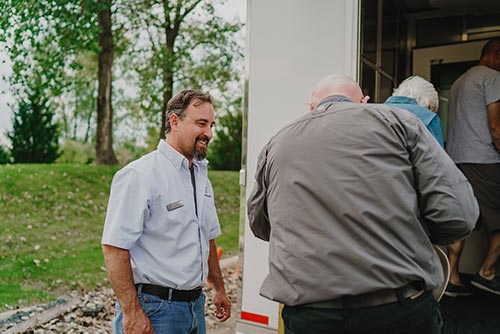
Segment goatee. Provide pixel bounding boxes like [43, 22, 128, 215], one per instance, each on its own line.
[192, 135, 210, 160]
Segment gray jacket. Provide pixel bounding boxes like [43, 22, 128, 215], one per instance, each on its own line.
[248, 101, 478, 306]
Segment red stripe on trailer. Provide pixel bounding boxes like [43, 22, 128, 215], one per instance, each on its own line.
[241, 311, 269, 325]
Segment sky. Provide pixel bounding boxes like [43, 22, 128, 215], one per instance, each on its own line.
[0, 0, 246, 146]
[0, 50, 13, 145]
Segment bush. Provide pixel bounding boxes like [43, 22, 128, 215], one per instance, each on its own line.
[56, 139, 95, 164]
[115, 142, 149, 166]
[9, 88, 60, 163]
[0, 145, 11, 164]
[208, 107, 242, 171]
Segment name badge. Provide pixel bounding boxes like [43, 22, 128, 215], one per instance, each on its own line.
[166, 200, 184, 211]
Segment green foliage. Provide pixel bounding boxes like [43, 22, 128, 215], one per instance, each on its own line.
[209, 170, 240, 254]
[56, 139, 95, 164]
[114, 141, 149, 166]
[208, 98, 243, 171]
[0, 0, 106, 142]
[0, 0, 245, 157]
[119, 0, 244, 133]
[0, 0, 100, 95]
[0, 145, 11, 164]
[8, 88, 60, 163]
[0, 164, 240, 310]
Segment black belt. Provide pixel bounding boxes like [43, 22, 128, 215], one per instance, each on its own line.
[136, 284, 202, 302]
[303, 282, 426, 309]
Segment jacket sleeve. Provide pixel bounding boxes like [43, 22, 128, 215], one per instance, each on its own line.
[247, 146, 271, 241]
[409, 118, 479, 245]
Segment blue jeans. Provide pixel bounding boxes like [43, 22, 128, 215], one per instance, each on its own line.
[113, 291, 206, 334]
[282, 291, 443, 334]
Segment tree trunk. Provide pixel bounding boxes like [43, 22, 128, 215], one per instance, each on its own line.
[160, 1, 180, 140]
[95, 0, 118, 164]
[160, 66, 174, 139]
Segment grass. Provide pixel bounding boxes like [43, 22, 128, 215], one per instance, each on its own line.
[0, 164, 240, 311]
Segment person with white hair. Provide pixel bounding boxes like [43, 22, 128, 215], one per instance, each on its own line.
[247, 74, 478, 334]
[384, 76, 444, 147]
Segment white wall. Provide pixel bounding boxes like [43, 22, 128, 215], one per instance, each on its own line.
[413, 40, 487, 80]
[239, 0, 359, 331]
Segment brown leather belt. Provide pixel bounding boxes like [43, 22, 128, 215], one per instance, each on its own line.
[303, 282, 426, 309]
[136, 284, 202, 302]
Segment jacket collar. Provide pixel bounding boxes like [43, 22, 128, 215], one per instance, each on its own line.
[315, 95, 353, 112]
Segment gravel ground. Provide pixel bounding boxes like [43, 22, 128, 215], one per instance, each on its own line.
[1, 264, 240, 334]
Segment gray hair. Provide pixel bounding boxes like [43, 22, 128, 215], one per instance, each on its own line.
[393, 76, 439, 113]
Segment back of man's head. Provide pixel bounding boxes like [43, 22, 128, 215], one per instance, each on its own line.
[309, 74, 366, 110]
[479, 38, 500, 71]
[392, 76, 439, 113]
[480, 38, 500, 59]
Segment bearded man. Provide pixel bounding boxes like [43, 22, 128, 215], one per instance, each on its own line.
[102, 89, 231, 334]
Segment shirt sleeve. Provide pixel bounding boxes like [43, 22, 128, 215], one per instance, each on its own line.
[484, 71, 500, 106]
[247, 145, 271, 241]
[427, 116, 444, 148]
[205, 180, 222, 240]
[101, 168, 152, 249]
[408, 118, 479, 245]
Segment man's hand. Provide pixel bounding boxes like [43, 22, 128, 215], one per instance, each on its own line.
[213, 290, 231, 322]
[207, 239, 231, 322]
[123, 308, 155, 334]
[102, 245, 155, 333]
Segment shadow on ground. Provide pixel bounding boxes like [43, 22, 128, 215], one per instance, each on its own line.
[441, 274, 500, 334]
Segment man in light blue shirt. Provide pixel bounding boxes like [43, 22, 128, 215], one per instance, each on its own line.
[102, 90, 231, 334]
[385, 76, 444, 147]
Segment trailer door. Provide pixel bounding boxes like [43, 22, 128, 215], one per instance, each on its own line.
[237, 1, 360, 333]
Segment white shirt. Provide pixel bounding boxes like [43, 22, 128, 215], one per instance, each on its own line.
[102, 140, 221, 290]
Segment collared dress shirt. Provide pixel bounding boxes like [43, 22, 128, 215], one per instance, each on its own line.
[385, 95, 444, 147]
[102, 140, 221, 290]
[248, 99, 478, 306]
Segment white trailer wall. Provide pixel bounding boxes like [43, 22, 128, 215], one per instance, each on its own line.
[238, 1, 360, 333]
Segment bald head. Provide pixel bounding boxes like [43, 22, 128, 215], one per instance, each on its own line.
[309, 74, 367, 111]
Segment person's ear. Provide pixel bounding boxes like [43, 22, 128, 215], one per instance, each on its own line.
[360, 95, 370, 104]
[170, 114, 179, 130]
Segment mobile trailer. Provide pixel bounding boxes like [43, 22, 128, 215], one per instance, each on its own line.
[236, 1, 500, 333]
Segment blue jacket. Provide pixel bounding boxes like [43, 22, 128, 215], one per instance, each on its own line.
[385, 96, 444, 147]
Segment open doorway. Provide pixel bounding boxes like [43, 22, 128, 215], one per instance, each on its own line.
[359, 1, 500, 333]
[359, 0, 500, 102]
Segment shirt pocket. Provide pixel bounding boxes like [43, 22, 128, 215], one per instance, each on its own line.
[146, 195, 191, 235]
[163, 197, 190, 222]
[202, 188, 220, 238]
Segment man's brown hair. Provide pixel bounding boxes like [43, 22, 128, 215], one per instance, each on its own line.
[165, 89, 213, 135]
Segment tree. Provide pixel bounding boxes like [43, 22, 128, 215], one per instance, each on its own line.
[0, 0, 119, 164]
[8, 87, 60, 163]
[0, 0, 245, 161]
[207, 97, 242, 171]
[120, 0, 243, 138]
[95, 0, 118, 164]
